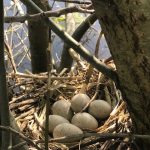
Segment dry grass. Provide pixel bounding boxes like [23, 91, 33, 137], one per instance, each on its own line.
[7, 61, 133, 150]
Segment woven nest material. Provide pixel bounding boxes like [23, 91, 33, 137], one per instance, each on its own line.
[7, 61, 133, 150]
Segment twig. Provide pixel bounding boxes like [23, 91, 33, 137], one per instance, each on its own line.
[5, 5, 94, 23]
[0, 126, 42, 150]
[80, 31, 103, 111]
[69, 137, 105, 150]
[9, 72, 82, 80]
[95, 31, 103, 58]
[4, 41, 17, 73]
[10, 98, 38, 109]
[36, 132, 150, 144]
[19, 0, 118, 83]
[9, 141, 27, 150]
[59, 14, 97, 71]
[80, 72, 102, 112]
[96, 102, 126, 132]
[34, 113, 44, 130]
[53, 0, 91, 5]
[104, 86, 112, 105]
[15, 108, 35, 120]
[9, 93, 37, 104]
[45, 45, 53, 150]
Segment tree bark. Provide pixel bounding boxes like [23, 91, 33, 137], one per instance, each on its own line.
[27, 0, 50, 73]
[91, 0, 150, 149]
[0, 0, 10, 148]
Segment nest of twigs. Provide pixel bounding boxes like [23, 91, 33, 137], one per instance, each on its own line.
[7, 60, 134, 150]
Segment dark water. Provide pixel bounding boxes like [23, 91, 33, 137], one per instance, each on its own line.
[4, 0, 111, 72]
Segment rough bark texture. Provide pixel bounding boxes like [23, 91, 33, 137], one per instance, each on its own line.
[27, 0, 50, 73]
[91, 0, 150, 148]
[0, 0, 10, 148]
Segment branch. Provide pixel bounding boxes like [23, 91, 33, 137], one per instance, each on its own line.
[36, 132, 150, 143]
[9, 72, 82, 80]
[53, 0, 91, 5]
[4, 5, 94, 23]
[0, 126, 42, 150]
[59, 13, 97, 71]
[9, 112, 29, 150]
[20, 0, 118, 83]
[9, 142, 27, 150]
[0, 0, 11, 148]
[4, 41, 17, 73]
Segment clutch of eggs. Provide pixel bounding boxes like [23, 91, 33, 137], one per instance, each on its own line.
[46, 94, 112, 138]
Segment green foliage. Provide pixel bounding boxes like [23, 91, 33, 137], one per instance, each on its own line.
[51, 13, 85, 30]
[52, 16, 66, 29]
[73, 13, 85, 25]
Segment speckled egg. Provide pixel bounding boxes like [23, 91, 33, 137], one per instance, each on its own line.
[53, 123, 83, 138]
[88, 100, 112, 119]
[71, 112, 98, 130]
[52, 100, 73, 121]
[71, 93, 90, 112]
[42, 115, 69, 133]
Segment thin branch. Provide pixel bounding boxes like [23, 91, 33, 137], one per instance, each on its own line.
[9, 72, 82, 80]
[0, 126, 42, 150]
[4, 41, 17, 73]
[45, 44, 52, 150]
[0, 0, 11, 148]
[20, 0, 118, 83]
[53, 0, 91, 5]
[80, 72, 102, 112]
[36, 132, 150, 143]
[80, 31, 103, 111]
[9, 142, 27, 150]
[59, 13, 97, 71]
[5, 5, 94, 23]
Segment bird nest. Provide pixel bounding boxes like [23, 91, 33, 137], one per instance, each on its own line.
[7, 60, 133, 150]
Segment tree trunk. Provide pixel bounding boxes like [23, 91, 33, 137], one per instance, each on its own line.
[0, 0, 10, 148]
[91, 0, 150, 149]
[27, 0, 50, 73]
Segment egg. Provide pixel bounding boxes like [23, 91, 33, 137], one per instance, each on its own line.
[88, 100, 112, 119]
[71, 93, 90, 112]
[71, 112, 98, 130]
[52, 100, 73, 121]
[53, 123, 83, 138]
[42, 115, 69, 133]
